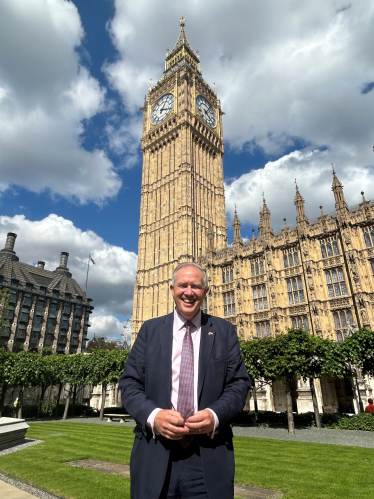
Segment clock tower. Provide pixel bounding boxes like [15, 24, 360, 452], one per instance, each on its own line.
[132, 17, 227, 339]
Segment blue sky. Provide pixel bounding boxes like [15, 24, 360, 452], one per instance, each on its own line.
[0, 0, 373, 340]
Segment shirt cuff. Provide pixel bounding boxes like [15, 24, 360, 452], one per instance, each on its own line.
[146, 408, 162, 439]
[206, 408, 219, 439]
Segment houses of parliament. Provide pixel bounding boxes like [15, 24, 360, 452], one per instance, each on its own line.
[131, 17, 373, 413]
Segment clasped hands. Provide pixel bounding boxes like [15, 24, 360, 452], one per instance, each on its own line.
[154, 409, 214, 440]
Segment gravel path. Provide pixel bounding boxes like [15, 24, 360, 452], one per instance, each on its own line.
[27, 417, 374, 449]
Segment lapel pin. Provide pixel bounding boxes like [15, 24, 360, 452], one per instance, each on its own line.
[208, 332, 213, 335]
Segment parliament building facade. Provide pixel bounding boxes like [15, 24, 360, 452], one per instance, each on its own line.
[132, 18, 374, 413]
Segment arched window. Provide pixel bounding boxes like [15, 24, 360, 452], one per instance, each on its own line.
[325, 268, 347, 297]
[253, 285, 268, 310]
[320, 236, 339, 258]
[287, 277, 305, 304]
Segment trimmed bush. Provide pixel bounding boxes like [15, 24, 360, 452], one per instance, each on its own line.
[321, 412, 374, 431]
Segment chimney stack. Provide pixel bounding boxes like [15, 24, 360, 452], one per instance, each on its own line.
[37, 261, 45, 269]
[54, 251, 72, 277]
[0, 232, 19, 261]
[59, 252, 69, 268]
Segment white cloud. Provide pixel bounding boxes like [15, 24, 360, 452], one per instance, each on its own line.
[0, 213, 137, 318]
[0, 0, 121, 205]
[225, 148, 374, 231]
[105, 0, 374, 226]
[89, 315, 126, 340]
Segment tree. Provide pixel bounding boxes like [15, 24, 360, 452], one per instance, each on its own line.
[61, 353, 91, 420]
[340, 328, 374, 412]
[87, 349, 129, 420]
[7, 351, 43, 418]
[0, 288, 10, 350]
[240, 338, 274, 421]
[85, 337, 123, 352]
[0, 350, 16, 416]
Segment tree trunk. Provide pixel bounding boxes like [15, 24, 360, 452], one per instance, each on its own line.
[63, 388, 71, 420]
[354, 370, 364, 413]
[310, 378, 321, 429]
[17, 388, 23, 419]
[252, 381, 258, 423]
[100, 384, 107, 421]
[0, 384, 7, 416]
[37, 382, 47, 418]
[55, 383, 63, 417]
[285, 379, 295, 435]
[46, 385, 52, 417]
[71, 385, 77, 416]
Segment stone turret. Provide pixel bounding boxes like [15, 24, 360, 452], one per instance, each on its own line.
[331, 166, 349, 222]
[0, 233, 19, 262]
[258, 195, 273, 238]
[294, 180, 309, 231]
[232, 206, 243, 247]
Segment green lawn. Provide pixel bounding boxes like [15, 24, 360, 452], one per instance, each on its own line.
[0, 423, 373, 499]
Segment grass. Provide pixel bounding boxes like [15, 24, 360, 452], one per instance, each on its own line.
[0, 423, 373, 499]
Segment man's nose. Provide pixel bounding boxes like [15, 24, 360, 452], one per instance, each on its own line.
[184, 286, 194, 295]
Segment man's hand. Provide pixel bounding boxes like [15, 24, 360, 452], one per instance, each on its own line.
[154, 410, 190, 440]
[185, 410, 215, 435]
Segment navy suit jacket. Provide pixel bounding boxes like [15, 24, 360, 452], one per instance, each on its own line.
[119, 311, 250, 499]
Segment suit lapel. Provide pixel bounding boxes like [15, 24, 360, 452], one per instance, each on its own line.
[198, 312, 215, 399]
[160, 312, 174, 407]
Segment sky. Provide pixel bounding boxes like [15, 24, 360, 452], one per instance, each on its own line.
[0, 0, 373, 341]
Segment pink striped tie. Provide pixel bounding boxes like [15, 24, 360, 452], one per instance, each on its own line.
[177, 321, 195, 447]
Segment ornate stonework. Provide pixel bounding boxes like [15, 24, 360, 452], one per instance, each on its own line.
[132, 18, 227, 337]
[132, 20, 374, 354]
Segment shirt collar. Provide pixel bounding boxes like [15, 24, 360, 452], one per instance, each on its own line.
[174, 309, 201, 331]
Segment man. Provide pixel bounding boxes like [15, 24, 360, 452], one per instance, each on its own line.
[119, 262, 250, 499]
[365, 398, 374, 414]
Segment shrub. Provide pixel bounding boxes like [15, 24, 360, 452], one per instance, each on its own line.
[321, 412, 374, 431]
[103, 406, 128, 415]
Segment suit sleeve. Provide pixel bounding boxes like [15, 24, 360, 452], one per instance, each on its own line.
[207, 324, 251, 429]
[119, 322, 158, 429]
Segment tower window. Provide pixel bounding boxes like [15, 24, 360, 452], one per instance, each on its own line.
[325, 268, 347, 297]
[223, 292, 235, 316]
[23, 293, 33, 306]
[283, 248, 299, 268]
[291, 316, 309, 330]
[333, 309, 353, 342]
[222, 267, 234, 284]
[320, 235, 339, 258]
[250, 258, 264, 276]
[201, 298, 208, 314]
[363, 226, 374, 247]
[11, 279, 19, 287]
[255, 322, 271, 338]
[287, 277, 305, 304]
[253, 285, 268, 311]
[40, 286, 47, 294]
[8, 291, 17, 303]
[26, 283, 33, 291]
[53, 289, 59, 297]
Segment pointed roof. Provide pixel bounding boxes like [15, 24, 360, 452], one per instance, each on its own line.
[332, 166, 343, 190]
[167, 16, 199, 62]
[233, 205, 241, 226]
[294, 180, 304, 204]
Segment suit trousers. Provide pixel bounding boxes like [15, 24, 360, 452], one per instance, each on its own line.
[159, 439, 209, 499]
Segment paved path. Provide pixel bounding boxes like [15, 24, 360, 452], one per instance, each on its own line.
[28, 417, 374, 449]
[0, 474, 61, 499]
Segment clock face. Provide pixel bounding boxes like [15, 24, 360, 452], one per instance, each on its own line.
[196, 95, 216, 127]
[151, 93, 174, 125]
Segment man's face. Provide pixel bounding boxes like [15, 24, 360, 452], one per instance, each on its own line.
[170, 266, 208, 320]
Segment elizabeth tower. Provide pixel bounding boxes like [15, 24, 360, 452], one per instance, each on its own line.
[132, 17, 227, 339]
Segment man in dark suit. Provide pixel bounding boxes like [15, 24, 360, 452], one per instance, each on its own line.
[119, 262, 250, 499]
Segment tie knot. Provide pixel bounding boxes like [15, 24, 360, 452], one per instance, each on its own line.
[184, 321, 194, 331]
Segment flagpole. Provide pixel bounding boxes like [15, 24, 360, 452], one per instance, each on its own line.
[85, 255, 90, 295]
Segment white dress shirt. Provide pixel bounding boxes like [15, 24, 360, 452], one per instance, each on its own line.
[147, 309, 219, 437]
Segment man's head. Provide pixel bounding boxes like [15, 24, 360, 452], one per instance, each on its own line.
[368, 398, 373, 405]
[170, 262, 209, 321]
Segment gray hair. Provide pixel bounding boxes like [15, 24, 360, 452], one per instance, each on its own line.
[171, 262, 209, 289]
